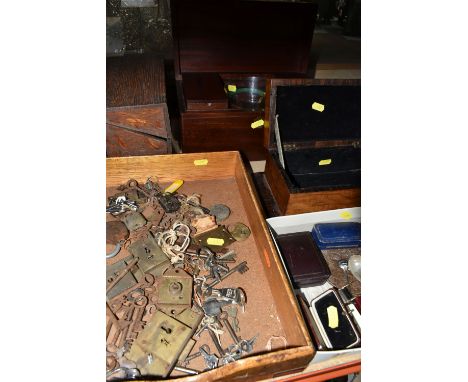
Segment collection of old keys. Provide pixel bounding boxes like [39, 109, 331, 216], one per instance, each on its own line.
[106, 177, 255, 379]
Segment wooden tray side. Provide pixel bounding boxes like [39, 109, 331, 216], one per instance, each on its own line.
[234, 155, 312, 347]
[106, 152, 237, 186]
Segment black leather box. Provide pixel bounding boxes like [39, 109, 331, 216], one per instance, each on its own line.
[274, 231, 331, 288]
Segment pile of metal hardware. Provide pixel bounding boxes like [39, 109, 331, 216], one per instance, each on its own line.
[106, 178, 256, 380]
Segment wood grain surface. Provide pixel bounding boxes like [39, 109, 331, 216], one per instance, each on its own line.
[107, 54, 166, 107]
[180, 110, 266, 161]
[170, 0, 317, 76]
[106, 104, 172, 157]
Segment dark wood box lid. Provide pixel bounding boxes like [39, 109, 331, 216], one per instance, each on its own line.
[266, 79, 361, 149]
[171, 0, 317, 76]
[107, 54, 166, 108]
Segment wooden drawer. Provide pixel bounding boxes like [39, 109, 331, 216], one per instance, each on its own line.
[106, 152, 314, 381]
[181, 112, 266, 161]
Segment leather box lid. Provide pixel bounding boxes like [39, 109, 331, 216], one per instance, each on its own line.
[171, 0, 317, 75]
[274, 231, 331, 288]
[267, 79, 361, 149]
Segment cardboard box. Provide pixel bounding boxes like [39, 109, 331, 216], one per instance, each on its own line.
[267, 207, 361, 379]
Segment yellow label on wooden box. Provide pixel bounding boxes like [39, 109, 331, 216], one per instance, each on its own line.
[319, 159, 332, 166]
[194, 159, 208, 166]
[251, 119, 264, 129]
[207, 238, 224, 246]
[312, 102, 325, 112]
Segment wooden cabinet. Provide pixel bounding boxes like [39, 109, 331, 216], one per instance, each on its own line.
[106, 54, 172, 156]
[171, 0, 318, 161]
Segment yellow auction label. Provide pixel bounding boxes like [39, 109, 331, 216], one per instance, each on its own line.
[251, 119, 264, 129]
[207, 238, 225, 246]
[164, 179, 184, 194]
[194, 159, 208, 166]
[327, 305, 339, 329]
[227, 84, 237, 92]
[312, 102, 325, 112]
[319, 159, 332, 166]
[340, 211, 353, 220]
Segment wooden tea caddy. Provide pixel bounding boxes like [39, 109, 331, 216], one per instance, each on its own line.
[171, 0, 318, 161]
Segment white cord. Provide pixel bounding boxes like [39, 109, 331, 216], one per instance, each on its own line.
[156, 221, 191, 264]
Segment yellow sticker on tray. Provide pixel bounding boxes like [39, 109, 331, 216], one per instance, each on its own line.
[194, 159, 208, 166]
[227, 84, 237, 92]
[312, 102, 325, 112]
[327, 305, 339, 329]
[340, 211, 353, 220]
[319, 159, 332, 166]
[251, 119, 264, 129]
[164, 179, 184, 194]
[207, 238, 225, 246]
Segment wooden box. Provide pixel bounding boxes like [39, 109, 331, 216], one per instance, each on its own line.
[171, 0, 318, 162]
[264, 79, 361, 215]
[106, 152, 315, 381]
[106, 54, 172, 157]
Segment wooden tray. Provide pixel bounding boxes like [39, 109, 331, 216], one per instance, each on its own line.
[106, 151, 314, 381]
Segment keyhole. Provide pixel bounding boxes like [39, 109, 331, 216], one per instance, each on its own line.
[161, 325, 172, 334]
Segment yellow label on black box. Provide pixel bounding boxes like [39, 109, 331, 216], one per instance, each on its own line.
[319, 159, 332, 166]
[327, 305, 339, 329]
[312, 102, 325, 112]
[227, 84, 237, 92]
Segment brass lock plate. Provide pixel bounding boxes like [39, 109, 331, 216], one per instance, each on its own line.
[122, 211, 147, 231]
[193, 225, 236, 250]
[127, 234, 170, 276]
[106, 256, 143, 300]
[156, 268, 193, 316]
[126, 310, 192, 377]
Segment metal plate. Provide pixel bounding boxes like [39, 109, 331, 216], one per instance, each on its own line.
[127, 234, 170, 276]
[122, 212, 147, 231]
[126, 310, 193, 377]
[193, 225, 236, 250]
[106, 256, 143, 300]
[157, 268, 193, 316]
[228, 223, 251, 242]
